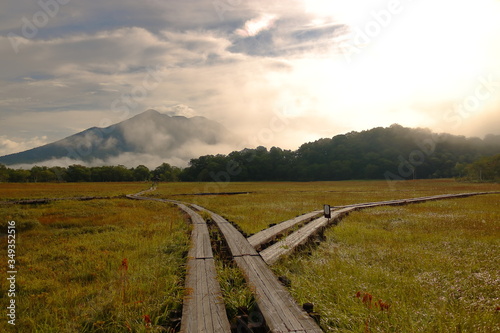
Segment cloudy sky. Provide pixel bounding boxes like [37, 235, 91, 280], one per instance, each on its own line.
[1, 0, 500, 159]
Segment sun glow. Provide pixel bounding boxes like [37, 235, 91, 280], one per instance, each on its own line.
[299, 0, 500, 130]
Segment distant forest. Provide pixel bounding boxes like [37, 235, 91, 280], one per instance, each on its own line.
[1, 125, 499, 183]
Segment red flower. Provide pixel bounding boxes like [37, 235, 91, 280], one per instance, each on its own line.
[362, 293, 373, 308]
[144, 314, 152, 326]
[355, 291, 376, 309]
[377, 299, 390, 311]
[121, 258, 129, 271]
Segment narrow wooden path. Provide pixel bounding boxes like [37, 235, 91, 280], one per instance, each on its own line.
[127, 195, 231, 333]
[192, 205, 323, 333]
[260, 207, 351, 265]
[128, 189, 499, 332]
[257, 191, 499, 265]
[177, 204, 231, 333]
[247, 211, 323, 251]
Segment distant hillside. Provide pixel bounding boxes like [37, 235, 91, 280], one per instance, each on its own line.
[180, 124, 500, 181]
[0, 109, 235, 167]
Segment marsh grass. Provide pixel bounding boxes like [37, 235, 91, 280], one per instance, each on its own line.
[0, 199, 189, 332]
[148, 180, 500, 234]
[215, 262, 256, 320]
[1, 180, 499, 332]
[272, 195, 500, 332]
[0, 182, 148, 201]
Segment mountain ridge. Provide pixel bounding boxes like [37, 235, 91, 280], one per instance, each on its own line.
[0, 110, 236, 167]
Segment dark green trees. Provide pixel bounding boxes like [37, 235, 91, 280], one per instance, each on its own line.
[460, 154, 500, 182]
[181, 125, 500, 182]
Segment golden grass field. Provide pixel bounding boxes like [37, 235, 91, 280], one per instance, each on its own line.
[0, 184, 189, 332]
[145, 180, 500, 234]
[0, 180, 499, 332]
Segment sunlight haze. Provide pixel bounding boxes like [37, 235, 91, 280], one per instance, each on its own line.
[1, 0, 499, 158]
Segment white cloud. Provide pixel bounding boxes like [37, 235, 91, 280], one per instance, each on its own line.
[236, 14, 278, 37]
[0, 136, 49, 156]
[157, 104, 198, 118]
[1, 0, 500, 168]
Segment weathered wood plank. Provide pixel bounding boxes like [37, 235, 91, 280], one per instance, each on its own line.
[197, 207, 322, 332]
[260, 192, 500, 265]
[234, 255, 322, 332]
[260, 208, 353, 265]
[193, 206, 259, 257]
[179, 207, 230, 333]
[247, 211, 323, 251]
[333, 192, 498, 210]
[127, 194, 230, 333]
[181, 258, 230, 333]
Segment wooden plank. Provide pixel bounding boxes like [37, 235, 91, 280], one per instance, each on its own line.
[334, 192, 498, 210]
[196, 207, 322, 332]
[247, 211, 323, 251]
[260, 192, 500, 265]
[234, 256, 322, 333]
[193, 206, 259, 257]
[181, 258, 230, 333]
[260, 208, 354, 265]
[178, 204, 214, 260]
[127, 196, 230, 333]
[177, 206, 230, 333]
[186, 223, 212, 260]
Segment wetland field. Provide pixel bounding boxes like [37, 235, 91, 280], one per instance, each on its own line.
[0, 180, 499, 332]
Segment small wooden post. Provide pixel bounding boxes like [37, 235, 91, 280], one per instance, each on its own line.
[323, 204, 331, 218]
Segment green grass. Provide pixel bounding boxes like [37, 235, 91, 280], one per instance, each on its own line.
[272, 195, 500, 332]
[1, 180, 499, 332]
[0, 182, 149, 201]
[147, 180, 500, 234]
[0, 199, 189, 332]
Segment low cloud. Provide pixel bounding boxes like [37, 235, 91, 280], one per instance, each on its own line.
[0, 135, 48, 156]
[1, 0, 500, 165]
[8, 141, 239, 170]
[158, 104, 198, 118]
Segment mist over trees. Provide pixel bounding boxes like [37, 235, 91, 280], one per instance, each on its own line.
[180, 125, 500, 182]
[1, 125, 499, 183]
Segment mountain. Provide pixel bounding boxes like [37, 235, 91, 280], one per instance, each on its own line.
[0, 110, 236, 167]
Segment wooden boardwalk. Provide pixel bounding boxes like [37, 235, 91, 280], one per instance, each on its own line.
[259, 192, 499, 265]
[192, 205, 323, 333]
[248, 211, 323, 251]
[127, 189, 499, 332]
[177, 204, 231, 333]
[128, 195, 231, 333]
[260, 207, 357, 265]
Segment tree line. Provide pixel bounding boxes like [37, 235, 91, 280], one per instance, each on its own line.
[181, 125, 500, 182]
[1, 125, 499, 183]
[458, 154, 500, 182]
[0, 163, 181, 183]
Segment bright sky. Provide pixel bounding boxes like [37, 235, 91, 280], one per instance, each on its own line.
[1, 0, 500, 156]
